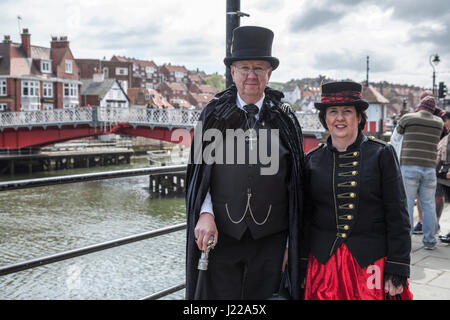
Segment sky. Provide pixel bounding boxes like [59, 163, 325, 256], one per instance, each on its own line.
[1, 0, 449, 89]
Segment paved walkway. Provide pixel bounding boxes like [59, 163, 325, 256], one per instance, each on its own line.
[410, 203, 450, 300]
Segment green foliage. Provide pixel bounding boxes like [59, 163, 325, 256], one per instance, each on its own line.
[205, 74, 225, 92]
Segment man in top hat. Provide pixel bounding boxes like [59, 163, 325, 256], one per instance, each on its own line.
[185, 26, 304, 299]
[397, 95, 443, 250]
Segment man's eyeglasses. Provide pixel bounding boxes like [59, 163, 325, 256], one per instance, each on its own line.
[233, 65, 269, 76]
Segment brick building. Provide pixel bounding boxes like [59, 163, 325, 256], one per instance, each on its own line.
[157, 82, 190, 107]
[0, 29, 81, 112]
[127, 88, 173, 109]
[159, 63, 188, 83]
[77, 58, 133, 92]
[111, 56, 160, 89]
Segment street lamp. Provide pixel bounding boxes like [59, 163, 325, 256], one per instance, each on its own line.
[429, 53, 440, 96]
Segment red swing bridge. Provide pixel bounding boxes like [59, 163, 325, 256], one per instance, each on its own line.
[0, 106, 325, 152]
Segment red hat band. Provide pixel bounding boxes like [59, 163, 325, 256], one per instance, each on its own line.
[321, 90, 362, 104]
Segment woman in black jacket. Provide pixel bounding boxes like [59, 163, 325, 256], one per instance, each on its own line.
[301, 81, 413, 300]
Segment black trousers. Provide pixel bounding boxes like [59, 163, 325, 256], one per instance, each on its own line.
[200, 229, 288, 300]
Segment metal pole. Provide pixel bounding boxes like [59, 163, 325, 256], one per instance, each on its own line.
[226, 0, 241, 88]
[366, 56, 369, 87]
[433, 70, 436, 96]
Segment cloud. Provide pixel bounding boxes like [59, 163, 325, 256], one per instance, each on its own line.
[289, 7, 344, 32]
[313, 49, 395, 73]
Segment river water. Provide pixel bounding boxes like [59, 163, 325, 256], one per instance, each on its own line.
[0, 157, 187, 300]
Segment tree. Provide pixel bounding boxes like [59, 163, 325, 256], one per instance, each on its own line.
[205, 73, 225, 92]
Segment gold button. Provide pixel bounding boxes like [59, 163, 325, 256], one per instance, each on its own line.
[350, 193, 356, 198]
[344, 225, 350, 230]
[353, 152, 359, 156]
[351, 181, 357, 187]
[352, 171, 358, 176]
[349, 204, 354, 209]
[353, 161, 358, 166]
[347, 215, 353, 220]
[341, 233, 347, 238]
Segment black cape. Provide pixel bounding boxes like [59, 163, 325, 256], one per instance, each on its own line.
[185, 85, 305, 299]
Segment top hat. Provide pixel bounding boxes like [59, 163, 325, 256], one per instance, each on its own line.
[314, 81, 369, 111]
[223, 26, 279, 70]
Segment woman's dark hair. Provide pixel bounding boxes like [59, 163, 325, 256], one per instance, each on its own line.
[318, 107, 367, 131]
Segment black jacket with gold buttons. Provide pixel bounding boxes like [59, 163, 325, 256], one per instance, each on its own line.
[301, 131, 411, 277]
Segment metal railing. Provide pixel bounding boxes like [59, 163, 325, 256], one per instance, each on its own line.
[0, 165, 188, 300]
[0, 223, 187, 299]
[0, 106, 324, 133]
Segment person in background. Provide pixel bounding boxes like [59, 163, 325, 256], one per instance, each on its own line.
[301, 81, 412, 300]
[412, 91, 446, 235]
[397, 95, 443, 250]
[436, 112, 450, 243]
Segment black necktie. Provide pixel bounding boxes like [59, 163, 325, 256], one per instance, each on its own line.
[244, 104, 259, 127]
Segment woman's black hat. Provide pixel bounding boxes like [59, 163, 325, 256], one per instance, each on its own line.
[223, 26, 280, 70]
[314, 81, 369, 111]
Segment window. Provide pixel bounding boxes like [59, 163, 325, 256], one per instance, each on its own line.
[65, 60, 73, 74]
[22, 80, 40, 97]
[103, 67, 109, 78]
[0, 104, 6, 111]
[43, 103, 53, 111]
[63, 83, 78, 97]
[43, 82, 53, 98]
[21, 104, 39, 111]
[0, 79, 7, 96]
[41, 60, 52, 73]
[116, 67, 128, 76]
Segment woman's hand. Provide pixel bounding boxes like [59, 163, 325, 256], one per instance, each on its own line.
[384, 279, 404, 296]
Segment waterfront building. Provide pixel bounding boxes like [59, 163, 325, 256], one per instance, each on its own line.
[81, 73, 130, 108]
[0, 29, 81, 112]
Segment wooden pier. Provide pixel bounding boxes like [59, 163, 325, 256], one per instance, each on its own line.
[0, 149, 133, 176]
[149, 171, 186, 198]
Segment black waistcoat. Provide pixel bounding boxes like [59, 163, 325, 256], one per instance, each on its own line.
[210, 116, 290, 240]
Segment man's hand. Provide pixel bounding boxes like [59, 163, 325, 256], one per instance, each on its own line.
[194, 213, 218, 251]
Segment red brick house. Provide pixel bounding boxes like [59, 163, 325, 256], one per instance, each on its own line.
[157, 82, 190, 107]
[127, 88, 173, 109]
[0, 29, 81, 112]
[187, 92, 214, 109]
[188, 83, 217, 95]
[77, 58, 133, 92]
[111, 56, 160, 89]
[159, 64, 188, 83]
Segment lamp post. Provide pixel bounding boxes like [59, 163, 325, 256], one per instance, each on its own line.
[429, 53, 440, 97]
[226, 0, 249, 88]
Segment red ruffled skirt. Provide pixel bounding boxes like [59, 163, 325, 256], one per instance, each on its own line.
[304, 244, 413, 300]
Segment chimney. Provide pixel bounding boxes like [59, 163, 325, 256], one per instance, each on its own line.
[93, 68, 104, 82]
[21, 28, 31, 57]
[51, 35, 70, 49]
[3, 35, 11, 44]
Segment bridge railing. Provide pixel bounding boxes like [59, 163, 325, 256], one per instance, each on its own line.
[0, 107, 93, 127]
[0, 106, 324, 133]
